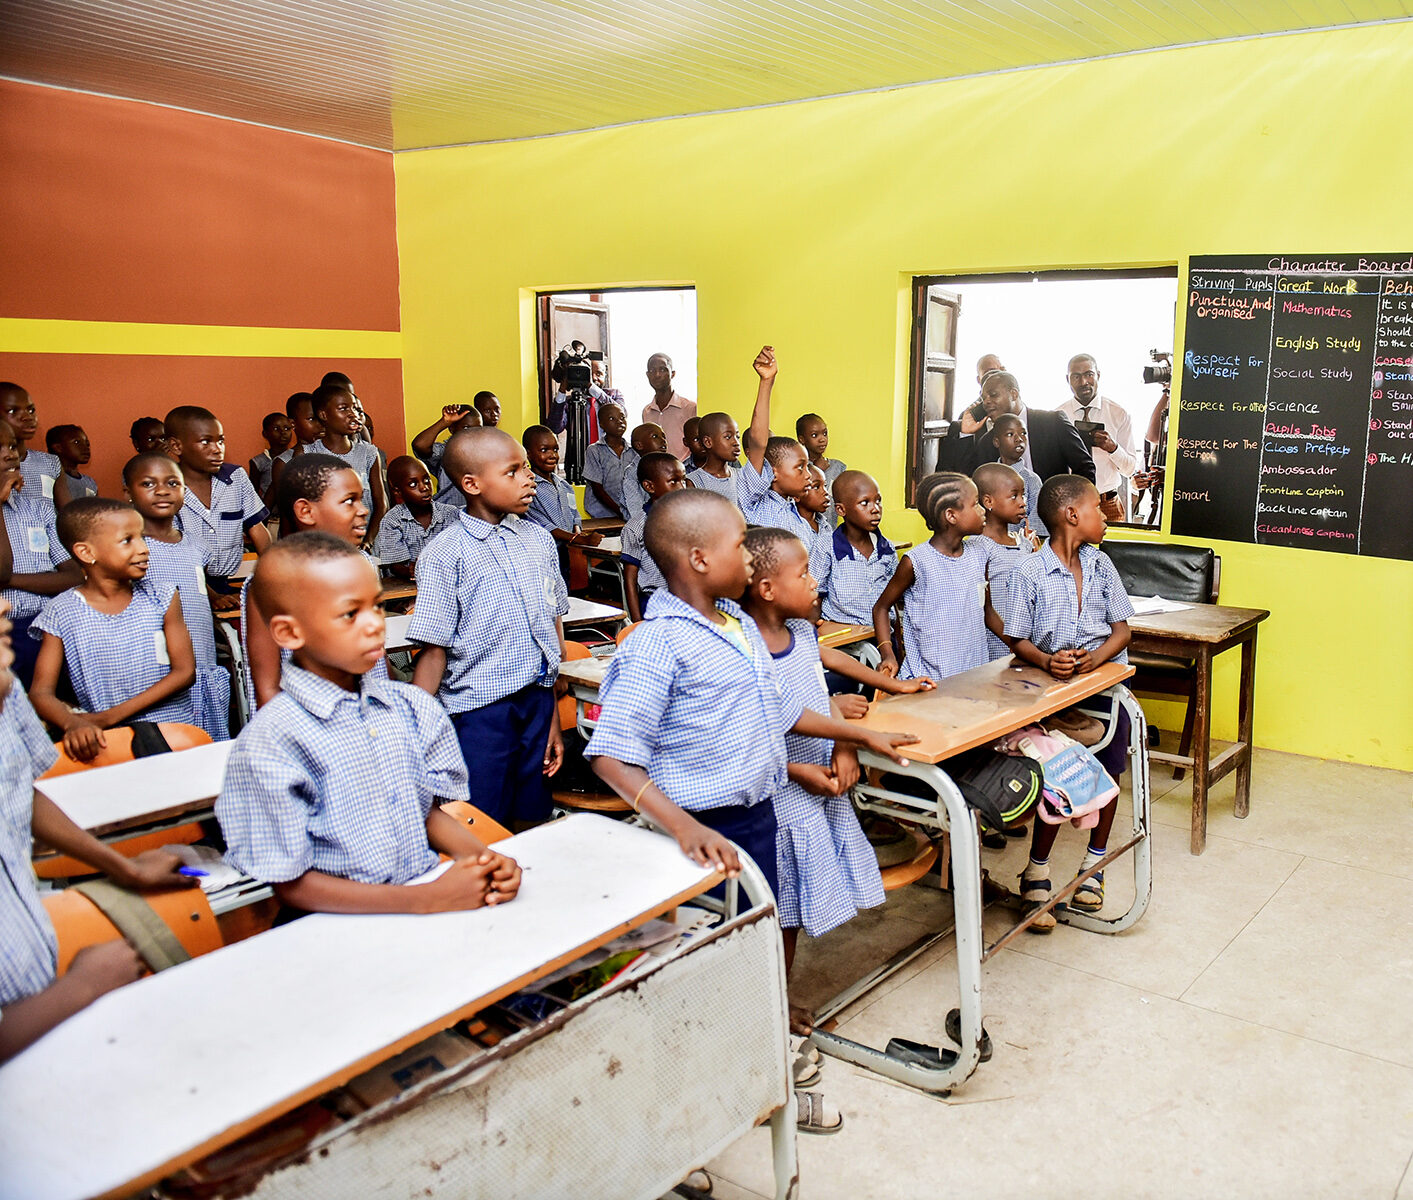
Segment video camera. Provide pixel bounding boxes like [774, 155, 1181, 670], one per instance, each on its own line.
[551, 341, 604, 482]
[552, 342, 603, 392]
[1142, 349, 1172, 386]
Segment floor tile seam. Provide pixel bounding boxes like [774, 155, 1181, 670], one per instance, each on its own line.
[1395, 1145, 1413, 1200]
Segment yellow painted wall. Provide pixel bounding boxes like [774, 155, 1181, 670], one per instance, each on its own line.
[395, 22, 1413, 771]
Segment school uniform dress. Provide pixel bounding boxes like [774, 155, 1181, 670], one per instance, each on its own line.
[33, 581, 196, 726]
[809, 526, 897, 625]
[737, 461, 819, 541]
[686, 465, 742, 507]
[19, 450, 62, 504]
[972, 535, 1032, 661]
[248, 450, 275, 499]
[622, 449, 648, 518]
[0, 683, 61, 1006]
[525, 472, 581, 535]
[142, 535, 230, 740]
[1003, 542, 1137, 778]
[373, 502, 462, 570]
[217, 665, 469, 886]
[65, 472, 99, 499]
[1, 491, 68, 689]
[407, 512, 569, 825]
[584, 593, 805, 897]
[897, 539, 991, 682]
[817, 457, 847, 493]
[411, 441, 467, 511]
[1008, 462, 1045, 539]
[770, 620, 884, 936]
[176, 464, 268, 584]
[308, 438, 382, 518]
[620, 506, 665, 604]
[581, 440, 634, 519]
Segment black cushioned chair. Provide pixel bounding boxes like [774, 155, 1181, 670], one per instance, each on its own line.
[1099, 540, 1219, 780]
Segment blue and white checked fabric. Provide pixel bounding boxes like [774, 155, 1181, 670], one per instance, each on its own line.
[0, 683, 60, 1005]
[66, 472, 99, 499]
[973, 535, 1033, 661]
[621, 449, 648, 518]
[737, 461, 817, 540]
[686, 465, 742, 507]
[582, 441, 634, 518]
[1003, 542, 1135, 663]
[897, 539, 991, 682]
[407, 512, 568, 713]
[1009, 462, 1046, 539]
[413, 441, 467, 511]
[584, 592, 803, 813]
[620, 509, 666, 595]
[177, 463, 268, 578]
[309, 438, 382, 517]
[525, 471, 581, 535]
[217, 665, 468, 885]
[144, 535, 230, 740]
[373, 501, 462, 567]
[2, 492, 68, 620]
[249, 450, 275, 498]
[770, 620, 884, 936]
[33, 581, 196, 724]
[810, 525, 897, 625]
[19, 450, 61, 504]
[818, 457, 847, 492]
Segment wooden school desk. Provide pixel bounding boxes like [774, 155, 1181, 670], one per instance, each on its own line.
[563, 595, 626, 631]
[0, 816, 798, 1200]
[581, 535, 627, 608]
[816, 620, 875, 650]
[581, 516, 626, 536]
[1128, 603, 1269, 855]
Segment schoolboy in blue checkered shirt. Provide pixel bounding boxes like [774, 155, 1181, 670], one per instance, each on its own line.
[1004, 474, 1135, 930]
[409, 429, 571, 827]
[217, 533, 520, 916]
[585, 488, 917, 892]
[809, 470, 897, 625]
[736, 348, 819, 543]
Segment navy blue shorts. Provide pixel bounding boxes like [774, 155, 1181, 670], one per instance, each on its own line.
[9, 614, 40, 692]
[694, 801, 779, 901]
[1096, 704, 1131, 783]
[451, 684, 555, 826]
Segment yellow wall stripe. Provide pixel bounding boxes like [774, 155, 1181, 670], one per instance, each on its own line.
[0, 319, 402, 359]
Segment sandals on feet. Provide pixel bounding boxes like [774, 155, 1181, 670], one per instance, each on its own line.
[1071, 870, 1104, 912]
[1020, 873, 1056, 933]
[793, 1050, 822, 1090]
[796, 1090, 845, 1135]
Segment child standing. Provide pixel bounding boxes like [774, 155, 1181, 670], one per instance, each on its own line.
[796, 463, 832, 536]
[217, 534, 521, 917]
[124, 452, 231, 741]
[375, 456, 462, 580]
[409, 428, 570, 827]
[473, 390, 502, 428]
[991, 413, 1045, 538]
[165, 405, 270, 601]
[872, 472, 1003, 682]
[624, 422, 668, 517]
[30, 498, 197, 761]
[523, 425, 601, 586]
[267, 392, 323, 507]
[680, 416, 708, 470]
[411, 404, 482, 512]
[248, 411, 295, 501]
[1, 384, 69, 507]
[129, 417, 167, 456]
[581, 403, 633, 520]
[308, 385, 388, 542]
[687, 412, 742, 506]
[737, 348, 817, 542]
[972, 462, 1035, 661]
[46, 426, 98, 499]
[809, 470, 897, 626]
[620, 452, 687, 621]
[1004, 475, 1135, 928]
[795, 413, 846, 493]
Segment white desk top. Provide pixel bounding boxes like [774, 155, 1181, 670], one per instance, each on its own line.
[34, 741, 234, 836]
[564, 597, 625, 627]
[0, 816, 714, 1200]
[384, 612, 413, 651]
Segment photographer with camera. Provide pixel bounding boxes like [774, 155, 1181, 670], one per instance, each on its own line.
[547, 342, 623, 482]
[1057, 353, 1137, 522]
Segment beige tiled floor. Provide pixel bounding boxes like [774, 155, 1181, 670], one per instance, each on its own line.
[704, 748, 1413, 1199]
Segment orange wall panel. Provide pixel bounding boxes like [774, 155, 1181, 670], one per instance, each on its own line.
[0, 354, 406, 498]
[0, 81, 400, 331]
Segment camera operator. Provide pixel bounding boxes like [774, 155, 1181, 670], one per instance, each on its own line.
[547, 344, 625, 443]
[1057, 353, 1138, 522]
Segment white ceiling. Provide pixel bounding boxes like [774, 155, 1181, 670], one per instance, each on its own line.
[3, 0, 1409, 151]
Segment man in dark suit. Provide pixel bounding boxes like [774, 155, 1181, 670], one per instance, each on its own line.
[945, 370, 1095, 482]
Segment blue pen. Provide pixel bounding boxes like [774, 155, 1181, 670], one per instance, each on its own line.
[177, 866, 208, 878]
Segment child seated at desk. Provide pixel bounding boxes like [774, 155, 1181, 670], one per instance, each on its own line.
[581, 402, 633, 520]
[872, 472, 1004, 682]
[621, 451, 687, 622]
[374, 456, 461, 581]
[0, 594, 194, 1063]
[1003, 474, 1134, 929]
[523, 426, 601, 581]
[30, 498, 198, 761]
[125, 452, 231, 741]
[809, 470, 897, 626]
[737, 349, 818, 543]
[625, 422, 668, 517]
[217, 534, 520, 917]
[972, 462, 1036, 662]
[46, 425, 98, 499]
[687, 411, 742, 506]
[409, 428, 569, 828]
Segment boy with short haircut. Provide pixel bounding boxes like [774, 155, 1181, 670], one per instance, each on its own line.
[0, 421, 82, 689]
[523, 426, 601, 588]
[266, 392, 321, 508]
[409, 429, 570, 827]
[796, 463, 832, 535]
[165, 405, 270, 601]
[411, 403, 482, 512]
[46, 425, 98, 499]
[308, 384, 388, 542]
[581, 403, 633, 519]
[680, 416, 708, 470]
[795, 413, 846, 492]
[737, 348, 817, 541]
[472, 390, 502, 428]
[248, 411, 294, 501]
[809, 469, 898, 625]
[375, 455, 462, 580]
[624, 422, 668, 517]
[972, 461, 1035, 661]
[1, 383, 69, 508]
[620, 452, 687, 621]
[688, 411, 743, 506]
[991, 413, 1044, 538]
[217, 533, 521, 916]
[1004, 474, 1135, 928]
[130, 417, 167, 456]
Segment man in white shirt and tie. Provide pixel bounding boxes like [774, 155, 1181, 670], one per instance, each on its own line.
[1058, 353, 1138, 522]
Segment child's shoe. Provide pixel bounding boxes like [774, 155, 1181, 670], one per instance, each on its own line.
[1071, 869, 1104, 912]
[1020, 869, 1056, 933]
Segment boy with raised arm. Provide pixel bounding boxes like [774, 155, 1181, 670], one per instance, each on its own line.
[737, 348, 817, 541]
[375, 455, 462, 580]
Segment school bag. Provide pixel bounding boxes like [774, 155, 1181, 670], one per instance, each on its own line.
[943, 747, 1043, 834]
[993, 725, 1117, 829]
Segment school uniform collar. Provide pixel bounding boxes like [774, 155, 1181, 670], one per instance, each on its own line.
[831, 525, 894, 562]
[279, 662, 396, 719]
[456, 511, 530, 541]
[1037, 541, 1098, 575]
[645, 589, 752, 636]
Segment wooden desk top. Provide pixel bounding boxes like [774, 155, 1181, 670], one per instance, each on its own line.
[846, 658, 1134, 764]
[379, 579, 418, 604]
[582, 517, 625, 535]
[581, 537, 622, 558]
[1127, 603, 1269, 646]
[34, 741, 234, 837]
[0, 816, 716, 1200]
[817, 621, 874, 649]
[561, 654, 612, 690]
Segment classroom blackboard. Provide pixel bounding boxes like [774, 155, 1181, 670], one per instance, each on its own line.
[1170, 254, 1413, 561]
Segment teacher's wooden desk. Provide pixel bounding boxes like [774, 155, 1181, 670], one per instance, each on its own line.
[0, 816, 797, 1200]
[1128, 603, 1269, 855]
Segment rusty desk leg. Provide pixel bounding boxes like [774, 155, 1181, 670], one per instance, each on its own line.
[1190, 645, 1213, 855]
[1233, 629, 1258, 819]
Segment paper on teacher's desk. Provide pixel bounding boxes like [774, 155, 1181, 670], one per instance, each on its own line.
[1129, 596, 1193, 615]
